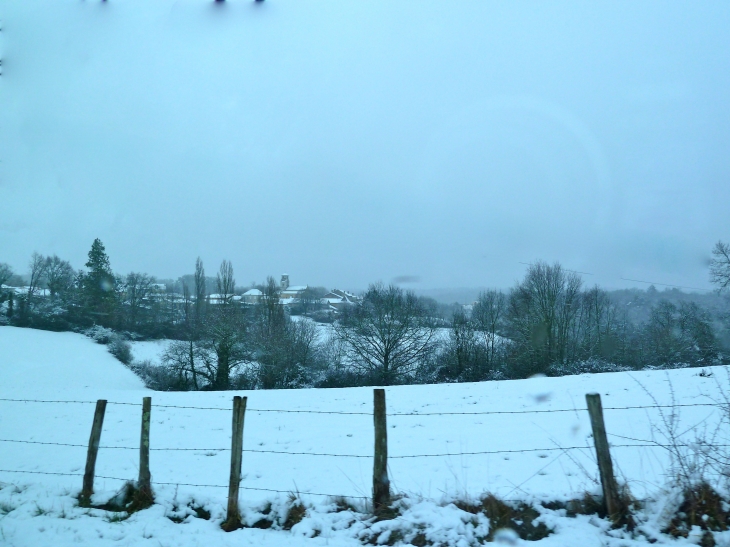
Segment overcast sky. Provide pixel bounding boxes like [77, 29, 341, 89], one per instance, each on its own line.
[1, 1, 729, 293]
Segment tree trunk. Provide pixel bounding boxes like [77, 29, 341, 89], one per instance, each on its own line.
[216, 356, 229, 389]
[189, 340, 199, 390]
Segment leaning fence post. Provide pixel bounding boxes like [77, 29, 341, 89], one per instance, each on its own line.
[585, 393, 621, 518]
[131, 396, 154, 509]
[80, 399, 107, 506]
[373, 388, 390, 514]
[222, 395, 247, 532]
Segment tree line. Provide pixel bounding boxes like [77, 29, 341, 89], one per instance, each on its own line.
[1, 239, 729, 390]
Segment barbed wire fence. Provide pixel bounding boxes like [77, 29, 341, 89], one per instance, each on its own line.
[0, 393, 726, 526]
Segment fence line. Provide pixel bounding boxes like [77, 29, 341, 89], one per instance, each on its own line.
[0, 436, 701, 459]
[608, 432, 730, 450]
[0, 396, 721, 415]
[0, 468, 369, 499]
[0, 467, 663, 505]
[2, 390, 727, 520]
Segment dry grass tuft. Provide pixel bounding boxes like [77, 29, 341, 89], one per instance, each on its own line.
[331, 496, 360, 513]
[282, 494, 307, 530]
[664, 482, 729, 547]
[455, 494, 552, 541]
[166, 500, 211, 524]
[543, 486, 637, 530]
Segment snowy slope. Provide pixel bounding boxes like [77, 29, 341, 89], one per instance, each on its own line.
[129, 339, 173, 366]
[0, 326, 146, 392]
[1, 326, 729, 545]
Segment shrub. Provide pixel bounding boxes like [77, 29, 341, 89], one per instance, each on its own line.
[455, 494, 552, 541]
[108, 336, 133, 365]
[546, 359, 632, 377]
[130, 360, 191, 391]
[664, 482, 728, 546]
[309, 310, 335, 324]
[85, 325, 116, 344]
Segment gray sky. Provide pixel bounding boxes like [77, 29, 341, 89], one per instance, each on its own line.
[1, 1, 729, 292]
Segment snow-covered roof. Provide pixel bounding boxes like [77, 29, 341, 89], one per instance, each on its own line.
[284, 285, 308, 292]
[1, 285, 50, 297]
[243, 289, 263, 296]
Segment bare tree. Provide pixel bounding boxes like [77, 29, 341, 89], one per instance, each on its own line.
[22, 252, 48, 318]
[165, 304, 248, 391]
[292, 286, 327, 316]
[471, 289, 506, 370]
[194, 257, 207, 325]
[0, 263, 13, 287]
[160, 260, 246, 391]
[161, 338, 208, 390]
[123, 272, 156, 330]
[710, 241, 730, 292]
[164, 281, 202, 390]
[250, 277, 289, 388]
[645, 300, 681, 365]
[181, 281, 200, 389]
[0, 263, 13, 310]
[568, 286, 619, 362]
[44, 255, 75, 298]
[197, 260, 245, 390]
[289, 318, 319, 374]
[334, 283, 438, 385]
[438, 308, 483, 382]
[202, 303, 248, 390]
[506, 261, 582, 377]
[216, 259, 236, 304]
[643, 300, 718, 367]
[28, 252, 47, 296]
[677, 301, 718, 365]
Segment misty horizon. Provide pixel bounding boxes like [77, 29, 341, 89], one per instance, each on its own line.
[2, 1, 728, 293]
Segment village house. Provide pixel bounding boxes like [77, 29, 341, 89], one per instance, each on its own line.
[279, 274, 307, 301]
[207, 293, 242, 305]
[241, 275, 307, 305]
[241, 288, 263, 304]
[322, 288, 360, 311]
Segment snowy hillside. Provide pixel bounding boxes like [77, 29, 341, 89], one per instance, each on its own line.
[1, 326, 729, 545]
[0, 327, 146, 392]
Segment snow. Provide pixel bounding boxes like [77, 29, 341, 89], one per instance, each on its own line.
[1, 325, 729, 545]
[0, 327, 145, 392]
[129, 339, 173, 366]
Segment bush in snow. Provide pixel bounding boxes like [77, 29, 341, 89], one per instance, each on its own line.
[107, 335, 132, 365]
[130, 359, 191, 391]
[84, 325, 116, 345]
[546, 358, 633, 377]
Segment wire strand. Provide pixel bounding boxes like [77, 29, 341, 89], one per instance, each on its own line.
[1, 396, 721, 416]
[0, 469, 368, 498]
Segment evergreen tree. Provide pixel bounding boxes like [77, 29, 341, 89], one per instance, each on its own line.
[83, 238, 117, 324]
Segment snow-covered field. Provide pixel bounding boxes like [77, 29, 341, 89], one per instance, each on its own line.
[129, 339, 174, 366]
[1, 326, 728, 546]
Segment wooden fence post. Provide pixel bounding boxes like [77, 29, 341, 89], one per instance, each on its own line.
[373, 388, 390, 514]
[222, 395, 247, 532]
[80, 399, 107, 506]
[131, 396, 154, 509]
[585, 393, 621, 518]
